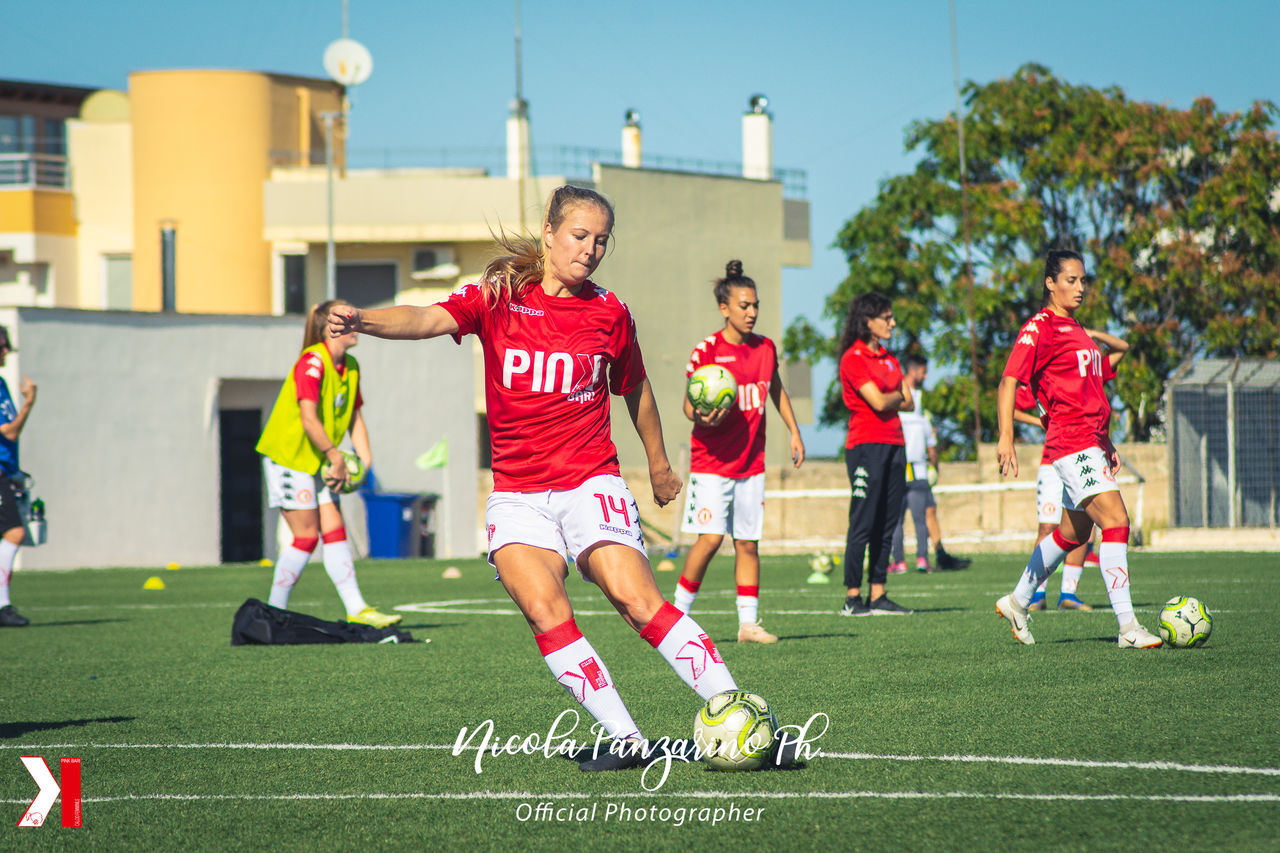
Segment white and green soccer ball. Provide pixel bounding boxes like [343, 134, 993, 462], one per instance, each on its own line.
[686, 365, 738, 414]
[809, 553, 834, 574]
[694, 690, 778, 771]
[321, 450, 366, 494]
[1158, 595, 1213, 648]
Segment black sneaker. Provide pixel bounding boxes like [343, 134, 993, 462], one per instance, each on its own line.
[0, 605, 28, 627]
[840, 597, 870, 617]
[936, 548, 971, 570]
[868, 595, 913, 615]
[578, 738, 666, 772]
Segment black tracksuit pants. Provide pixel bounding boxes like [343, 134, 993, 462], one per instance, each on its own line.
[843, 443, 906, 589]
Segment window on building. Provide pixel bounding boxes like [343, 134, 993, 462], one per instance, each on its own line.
[283, 254, 306, 314]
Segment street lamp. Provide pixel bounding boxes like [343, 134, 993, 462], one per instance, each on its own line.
[320, 110, 341, 302]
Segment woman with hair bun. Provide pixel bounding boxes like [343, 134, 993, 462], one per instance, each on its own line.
[672, 260, 805, 644]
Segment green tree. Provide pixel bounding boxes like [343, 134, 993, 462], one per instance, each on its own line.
[786, 64, 1280, 455]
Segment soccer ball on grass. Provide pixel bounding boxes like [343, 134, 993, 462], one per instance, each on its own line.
[1158, 596, 1213, 648]
[321, 450, 366, 494]
[686, 365, 738, 414]
[694, 690, 778, 771]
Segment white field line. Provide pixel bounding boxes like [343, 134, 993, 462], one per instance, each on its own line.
[0, 790, 1277, 805]
[3, 743, 1276, 778]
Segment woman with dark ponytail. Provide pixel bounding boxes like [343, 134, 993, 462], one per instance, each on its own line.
[672, 260, 805, 644]
[836, 292, 913, 616]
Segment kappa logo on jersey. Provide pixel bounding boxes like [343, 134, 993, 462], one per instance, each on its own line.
[854, 467, 869, 478]
[852, 488, 867, 498]
[501, 348, 604, 398]
[714, 356, 736, 363]
[1082, 477, 1098, 488]
[1018, 334, 1035, 346]
[1075, 453, 1089, 464]
[508, 303, 544, 317]
[303, 354, 323, 379]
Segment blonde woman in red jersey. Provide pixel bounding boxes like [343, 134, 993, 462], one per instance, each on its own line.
[328, 187, 773, 772]
[672, 260, 806, 644]
[995, 250, 1161, 648]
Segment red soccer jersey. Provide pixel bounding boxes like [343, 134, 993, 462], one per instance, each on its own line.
[686, 330, 776, 478]
[440, 281, 645, 492]
[1003, 310, 1112, 461]
[840, 340, 905, 447]
[1017, 356, 1117, 464]
[293, 350, 363, 410]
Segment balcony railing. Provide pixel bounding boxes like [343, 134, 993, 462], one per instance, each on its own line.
[0, 153, 70, 189]
[268, 144, 807, 199]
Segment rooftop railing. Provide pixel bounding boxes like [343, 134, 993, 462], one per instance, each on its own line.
[0, 153, 69, 189]
[269, 144, 807, 199]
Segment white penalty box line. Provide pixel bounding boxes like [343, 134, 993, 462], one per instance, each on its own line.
[4, 743, 1278, 778]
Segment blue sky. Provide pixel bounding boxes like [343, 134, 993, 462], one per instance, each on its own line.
[6, 0, 1277, 453]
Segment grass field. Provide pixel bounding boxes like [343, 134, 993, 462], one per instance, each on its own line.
[1, 550, 1278, 851]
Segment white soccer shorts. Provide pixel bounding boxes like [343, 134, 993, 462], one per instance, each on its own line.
[485, 474, 647, 571]
[262, 456, 338, 510]
[1035, 463, 1064, 524]
[1051, 445, 1119, 511]
[679, 471, 765, 541]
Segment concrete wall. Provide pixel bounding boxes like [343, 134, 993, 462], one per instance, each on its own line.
[67, 96, 133, 309]
[5, 306, 474, 569]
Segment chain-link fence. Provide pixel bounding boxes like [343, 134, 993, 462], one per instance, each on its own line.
[1168, 358, 1280, 528]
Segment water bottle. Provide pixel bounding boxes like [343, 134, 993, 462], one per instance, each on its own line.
[27, 497, 45, 546]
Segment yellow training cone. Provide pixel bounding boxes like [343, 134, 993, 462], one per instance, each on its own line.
[442, 566, 462, 579]
[143, 576, 166, 590]
[165, 562, 181, 571]
[656, 559, 675, 572]
[258, 558, 274, 567]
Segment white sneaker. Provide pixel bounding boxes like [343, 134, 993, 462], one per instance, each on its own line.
[995, 594, 1034, 645]
[1117, 620, 1163, 649]
[737, 621, 779, 644]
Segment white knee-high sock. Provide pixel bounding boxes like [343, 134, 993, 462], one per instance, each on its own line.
[640, 602, 737, 700]
[537, 619, 641, 741]
[1013, 530, 1078, 607]
[268, 536, 316, 609]
[674, 576, 700, 613]
[1098, 526, 1135, 628]
[0, 539, 18, 607]
[322, 528, 368, 615]
[1060, 562, 1084, 595]
[736, 585, 760, 624]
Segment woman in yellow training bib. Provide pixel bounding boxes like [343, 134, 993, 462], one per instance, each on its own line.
[255, 299, 399, 628]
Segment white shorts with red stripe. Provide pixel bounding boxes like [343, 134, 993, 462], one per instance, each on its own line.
[485, 474, 647, 571]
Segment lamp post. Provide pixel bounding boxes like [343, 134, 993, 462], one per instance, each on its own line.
[320, 110, 341, 302]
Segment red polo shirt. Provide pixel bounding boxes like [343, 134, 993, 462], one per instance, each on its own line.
[840, 340, 905, 447]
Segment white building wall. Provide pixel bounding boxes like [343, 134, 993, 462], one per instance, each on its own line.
[3, 307, 475, 569]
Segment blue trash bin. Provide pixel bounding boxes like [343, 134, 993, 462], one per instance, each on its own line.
[363, 491, 420, 558]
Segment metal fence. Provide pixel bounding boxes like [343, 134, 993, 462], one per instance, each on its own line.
[1167, 358, 1280, 528]
[268, 144, 808, 199]
[0, 153, 69, 189]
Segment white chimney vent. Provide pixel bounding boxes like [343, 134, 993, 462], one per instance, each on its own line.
[742, 94, 773, 180]
[622, 109, 642, 168]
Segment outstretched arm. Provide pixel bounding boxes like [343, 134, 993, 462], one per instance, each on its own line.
[328, 303, 459, 340]
[624, 378, 681, 507]
[996, 375, 1020, 479]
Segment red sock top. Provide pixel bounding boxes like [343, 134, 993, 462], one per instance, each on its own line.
[534, 618, 583, 656]
[1050, 529, 1082, 552]
[1101, 526, 1130, 543]
[639, 601, 684, 648]
[736, 585, 760, 598]
[677, 576, 701, 593]
[321, 528, 347, 544]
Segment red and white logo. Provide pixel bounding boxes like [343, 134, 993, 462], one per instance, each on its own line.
[18, 757, 81, 828]
[580, 657, 608, 691]
[556, 671, 587, 702]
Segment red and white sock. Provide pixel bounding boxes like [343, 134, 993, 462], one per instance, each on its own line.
[536, 618, 640, 741]
[640, 602, 737, 700]
[736, 585, 760, 624]
[268, 536, 316, 609]
[322, 528, 368, 615]
[1013, 530, 1078, 607]
[1060, 562, 1084, 595]
[0, 539, 17, 608]
[673, 576, 700, 613]
[1098, 526, 1134, 628]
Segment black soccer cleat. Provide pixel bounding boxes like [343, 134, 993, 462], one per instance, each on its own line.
[936, 547, 971, 570]
[0, 605, 29, 627]
[578, 739, 668, 772]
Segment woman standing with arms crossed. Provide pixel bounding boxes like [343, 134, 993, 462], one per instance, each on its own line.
[256, 300, 401, 629]
[995, 250, 1160, 648]
[672, 260, 806, 644]
[837, 292, 914, 616]
[328, 187, 745, 771]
